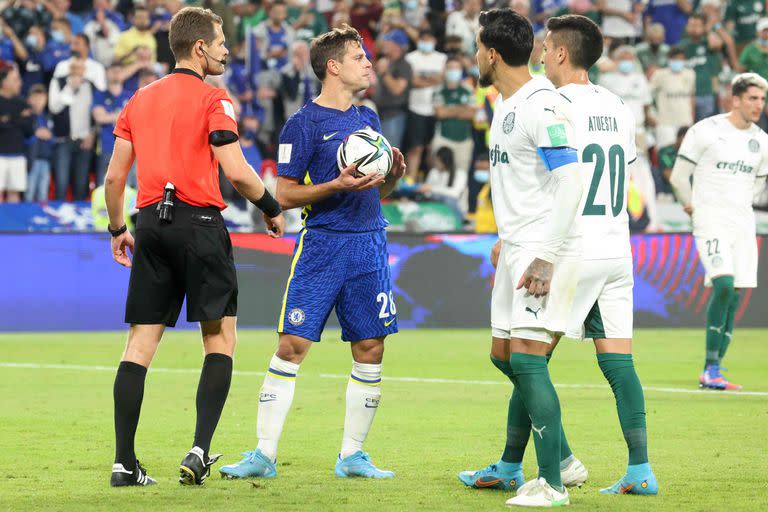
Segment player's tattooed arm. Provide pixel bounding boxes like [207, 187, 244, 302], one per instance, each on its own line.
[380, 147, 407, 199]
[517, 258, 553, 298]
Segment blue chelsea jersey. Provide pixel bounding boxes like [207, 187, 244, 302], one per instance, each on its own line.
[277, 102, 387, 233]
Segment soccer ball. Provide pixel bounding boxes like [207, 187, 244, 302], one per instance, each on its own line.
[336, 128, 393, 177]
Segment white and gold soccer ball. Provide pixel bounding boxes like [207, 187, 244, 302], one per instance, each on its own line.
[336, 128, 393, 177]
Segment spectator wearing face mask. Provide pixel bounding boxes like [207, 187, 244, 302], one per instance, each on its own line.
[598, 46, 652, 132]
[432, 57, 475, 187]
[738, 18, 768, 82]
[650, 47, 695, 149]
[19, 26, 47, 94]
[599, 46, 658, 230]
[403, 30, 446, 179]
[41, 18, 72, 77]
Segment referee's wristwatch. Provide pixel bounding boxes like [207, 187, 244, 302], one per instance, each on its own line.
[108, 224, 128, 237]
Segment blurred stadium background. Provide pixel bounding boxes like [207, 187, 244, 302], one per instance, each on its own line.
[1, 0, 767, 510]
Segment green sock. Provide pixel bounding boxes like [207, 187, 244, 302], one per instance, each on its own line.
[718, 291, 740, 363]
[705, 276, 735, 368]
[597, 353, 648, 465]
[491, 356, 515, 383]
[499, 354, 572, 465]
[508, 353, 562, 489]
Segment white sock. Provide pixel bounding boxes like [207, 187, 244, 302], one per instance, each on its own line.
[340, 362, 382, 459]
[256, 355, 299, 462]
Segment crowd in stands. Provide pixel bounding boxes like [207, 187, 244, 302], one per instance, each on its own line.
[1, 0, 768, 232]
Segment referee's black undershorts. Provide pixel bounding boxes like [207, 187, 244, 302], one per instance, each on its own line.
[125, 200, 238, 327]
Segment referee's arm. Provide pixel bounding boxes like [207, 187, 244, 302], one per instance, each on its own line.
[213, 141, 286, 236]
[104, 136, 136, 266]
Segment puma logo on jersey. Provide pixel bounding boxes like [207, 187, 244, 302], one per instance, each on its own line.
[543, 107, 556, 115]
[525, 306, 541, 319]
[532, 425, 546, 439]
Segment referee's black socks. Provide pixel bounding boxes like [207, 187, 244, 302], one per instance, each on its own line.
[113, 361, 147, 469]
[193, 353, 233, 458]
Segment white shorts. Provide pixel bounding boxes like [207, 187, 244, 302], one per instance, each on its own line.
[0, 156, 26, 192]
[491, 243, 580, 344]
[694, 230, 758, 288]
[565, 258, 634, 341]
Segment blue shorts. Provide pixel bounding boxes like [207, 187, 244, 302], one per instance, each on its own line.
[277, 228, 398, 342]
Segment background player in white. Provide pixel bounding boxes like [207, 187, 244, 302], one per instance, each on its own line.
[670, 73, 768, 391]
[458, 9, 584, 508]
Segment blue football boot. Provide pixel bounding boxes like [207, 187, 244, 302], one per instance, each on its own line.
[219, 449, 277, 479]
[458, 460, 524, 491]
[334, 451, 394, 478]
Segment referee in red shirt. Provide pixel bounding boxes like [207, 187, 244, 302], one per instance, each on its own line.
[104, 7, 285, 487]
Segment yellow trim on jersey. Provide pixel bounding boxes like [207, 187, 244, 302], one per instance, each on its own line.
[278, 229, 307, 332]
[301, 170, 313, 227]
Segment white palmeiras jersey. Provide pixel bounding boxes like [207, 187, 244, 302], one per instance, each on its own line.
[678, 113, 768, 233]
[558, 83, 637, 260]
[489, 76, 581, 256]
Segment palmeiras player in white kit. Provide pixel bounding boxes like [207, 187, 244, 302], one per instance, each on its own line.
[461, 15, 658, 498]
[458, 9, 586, 508]
[218, 25, 406, 480]
[671, 73, 768, 391]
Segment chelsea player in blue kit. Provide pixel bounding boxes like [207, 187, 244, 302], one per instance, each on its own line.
[220, 25, 406, 480]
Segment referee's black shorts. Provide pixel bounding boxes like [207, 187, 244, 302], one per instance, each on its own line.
[125, 200, 238, 327]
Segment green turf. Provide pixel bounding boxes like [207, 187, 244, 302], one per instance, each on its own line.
[1, 329, 767, 511]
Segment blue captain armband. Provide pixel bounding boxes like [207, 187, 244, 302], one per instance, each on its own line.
[537, 146, 578, 171]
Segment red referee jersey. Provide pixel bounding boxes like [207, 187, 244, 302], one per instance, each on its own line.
[114, 68, 239, 210]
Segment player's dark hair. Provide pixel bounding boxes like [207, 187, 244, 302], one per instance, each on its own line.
[435, 146, 456, 188]
[310, 24, 363, 81]
[546, 14, 603, 70]
[668, 46, 685, 59]
[169, 7, 223, 61]
[478, 8, 533, 67]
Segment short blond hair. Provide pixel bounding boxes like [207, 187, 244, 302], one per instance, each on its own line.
[731, 72, 768, 97]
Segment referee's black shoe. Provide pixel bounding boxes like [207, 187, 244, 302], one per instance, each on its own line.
[111, 460, 157, 487]
[179, 447, 222, 485]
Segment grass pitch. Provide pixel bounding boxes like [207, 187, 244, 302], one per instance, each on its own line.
[1, 329, 767, 511]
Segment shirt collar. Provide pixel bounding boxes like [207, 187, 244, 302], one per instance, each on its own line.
[171, 67, 203, 81]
